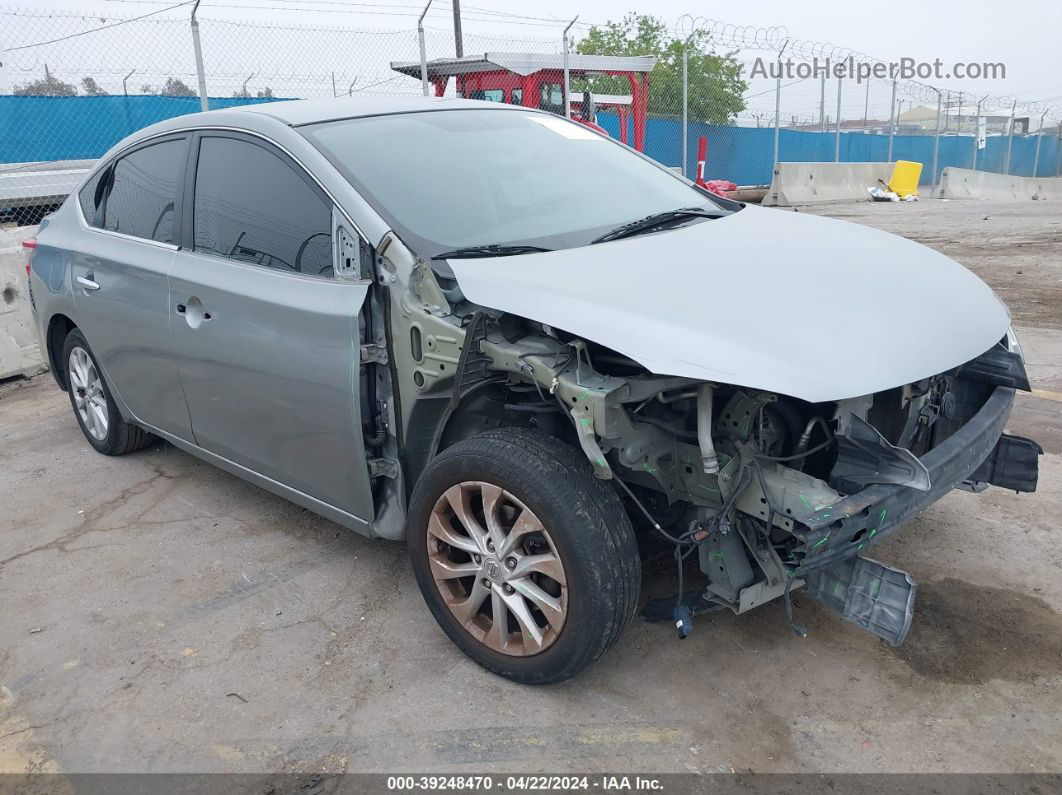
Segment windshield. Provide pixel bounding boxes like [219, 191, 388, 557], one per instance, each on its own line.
[302, 109, 738, 259]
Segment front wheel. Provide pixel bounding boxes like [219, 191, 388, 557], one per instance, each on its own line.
[407, 428, 640, 684]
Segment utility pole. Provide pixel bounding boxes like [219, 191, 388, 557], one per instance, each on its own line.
[972, 95, 986, 170]
[932, 89, 941, 189]
[1004, 99, 1017, 174]
[563, 16, 578, 119]
[452, 0, 463, 58]
[886, 78, 896, 163]
[418, 0, 433, 96]
[681, 27, 698, 179]
[819, 73, 825, 132]
[773, 39, 789, 171]
[1056, 121, 1062, 177]
[190, 0, 209, 111]
[834, 78, 842, 162]
[1033, 109, 1049, 177]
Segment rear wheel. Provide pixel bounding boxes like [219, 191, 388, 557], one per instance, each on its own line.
[61, 328, 155, 456]
[407, 428, 640, 684]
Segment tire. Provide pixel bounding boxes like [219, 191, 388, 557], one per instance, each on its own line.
[61, 328, 155, 456]
[407, 427, 640, 684]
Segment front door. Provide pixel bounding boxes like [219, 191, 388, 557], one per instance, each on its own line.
[169, 132, 374, 521]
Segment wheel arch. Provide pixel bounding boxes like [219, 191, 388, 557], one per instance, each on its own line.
[46, 313, 77, 390]
[416, 381, 578, 486]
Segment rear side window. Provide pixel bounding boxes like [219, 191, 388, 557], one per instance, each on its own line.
[192, 137, 333, 277]
[77, 168, 105, 224]
[101, 138, 184, 243]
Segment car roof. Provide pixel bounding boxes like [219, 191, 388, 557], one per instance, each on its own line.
[193, 94, 523, 127]
[91, 95, 533, 176]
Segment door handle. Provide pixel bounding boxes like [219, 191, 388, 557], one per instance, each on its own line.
[76, 275, 100, 291]
[178, 297, 212, 328]
[175, 303, 211, 320]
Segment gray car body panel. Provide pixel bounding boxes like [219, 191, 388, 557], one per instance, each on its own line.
[32, 106, 387, 535]
[446, 204, 1011, 403]
[168, 248, 372, 518]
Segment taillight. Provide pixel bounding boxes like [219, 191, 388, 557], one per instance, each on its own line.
[22, 237, 36, 276]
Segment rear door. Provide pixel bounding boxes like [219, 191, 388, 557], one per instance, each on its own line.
[70, 134, 195, 441]
[168, 131, 374, 521]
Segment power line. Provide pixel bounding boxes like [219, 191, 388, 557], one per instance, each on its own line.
[5, 0, 194, 51]
[94, 0, 600, 28]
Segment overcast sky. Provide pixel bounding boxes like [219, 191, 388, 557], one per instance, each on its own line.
[3, 0, 1058, 123]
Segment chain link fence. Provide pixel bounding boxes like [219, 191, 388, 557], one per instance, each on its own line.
[2, 3, 1059, 225]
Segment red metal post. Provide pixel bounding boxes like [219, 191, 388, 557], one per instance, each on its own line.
[696, 136, 707, 186]
[626, 73, 648, 153]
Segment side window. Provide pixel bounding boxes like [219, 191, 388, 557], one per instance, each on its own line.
[101, 139, 184, 243]
[469, 89, 503, 103]
[193, 136, 333, 277]
[539, 82, 563, 108]
[77, 168, 105, 225]
[509, 88, 523, 105]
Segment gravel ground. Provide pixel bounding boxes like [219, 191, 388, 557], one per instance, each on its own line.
[1, 198, 1060, 777]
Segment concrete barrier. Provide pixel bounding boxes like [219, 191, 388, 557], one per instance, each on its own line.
[762, 162, 894, 207]
[0, 160, 93, 212]
[937, 167, 1062, 201]
[0, 224, 45, 380]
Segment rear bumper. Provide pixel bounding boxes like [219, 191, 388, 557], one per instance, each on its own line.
[796, 385, 1016, 573]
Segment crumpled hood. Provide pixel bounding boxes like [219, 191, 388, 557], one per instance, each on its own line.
[447, 205, 1010, 402]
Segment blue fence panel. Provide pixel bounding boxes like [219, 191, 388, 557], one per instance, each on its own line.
[597, 109, 1062, 186]
[3, 96, 1060, 184]
[0, 95, 282, 163]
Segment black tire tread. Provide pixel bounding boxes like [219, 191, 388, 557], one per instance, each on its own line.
[112, 420, 154, 455]
[475, 428, 641, 655]
[409, 427, 640, 683]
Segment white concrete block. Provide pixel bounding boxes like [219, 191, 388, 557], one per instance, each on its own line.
[0, 224, 45, 379]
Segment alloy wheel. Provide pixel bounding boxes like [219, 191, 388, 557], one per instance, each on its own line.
[68, 346, 108, 441]
[427, 481, 568, 656]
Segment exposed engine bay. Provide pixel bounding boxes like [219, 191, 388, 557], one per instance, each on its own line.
[368, 234, 1041, 649]
[422, 312, 1039, 648]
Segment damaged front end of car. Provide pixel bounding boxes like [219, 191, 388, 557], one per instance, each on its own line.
[464, 318, 1040, 648]
[375, 205, 1041, 651]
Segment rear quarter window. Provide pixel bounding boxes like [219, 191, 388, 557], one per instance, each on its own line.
[77, 168, 105, 224]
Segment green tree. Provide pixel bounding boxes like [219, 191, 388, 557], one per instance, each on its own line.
[14, 67, 76, 96]
[233, 85, 273, 99]
[160, 77, 196, 97]
[81, 77, 107, 96]
[575, 13, 747, 125]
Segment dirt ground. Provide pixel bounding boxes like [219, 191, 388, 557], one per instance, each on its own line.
[1, 198, 1060, 776]
[801, 199, 1062, 331]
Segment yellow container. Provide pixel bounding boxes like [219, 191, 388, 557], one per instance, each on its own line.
[888, 160, 923, 198]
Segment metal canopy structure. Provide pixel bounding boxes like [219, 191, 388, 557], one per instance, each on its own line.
[390, 52, 657, 79]
[390, 52, 658, 151]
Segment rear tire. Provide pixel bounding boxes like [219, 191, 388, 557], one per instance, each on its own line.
[61, 328, 155, 456]
[407, 428, 640, 684]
